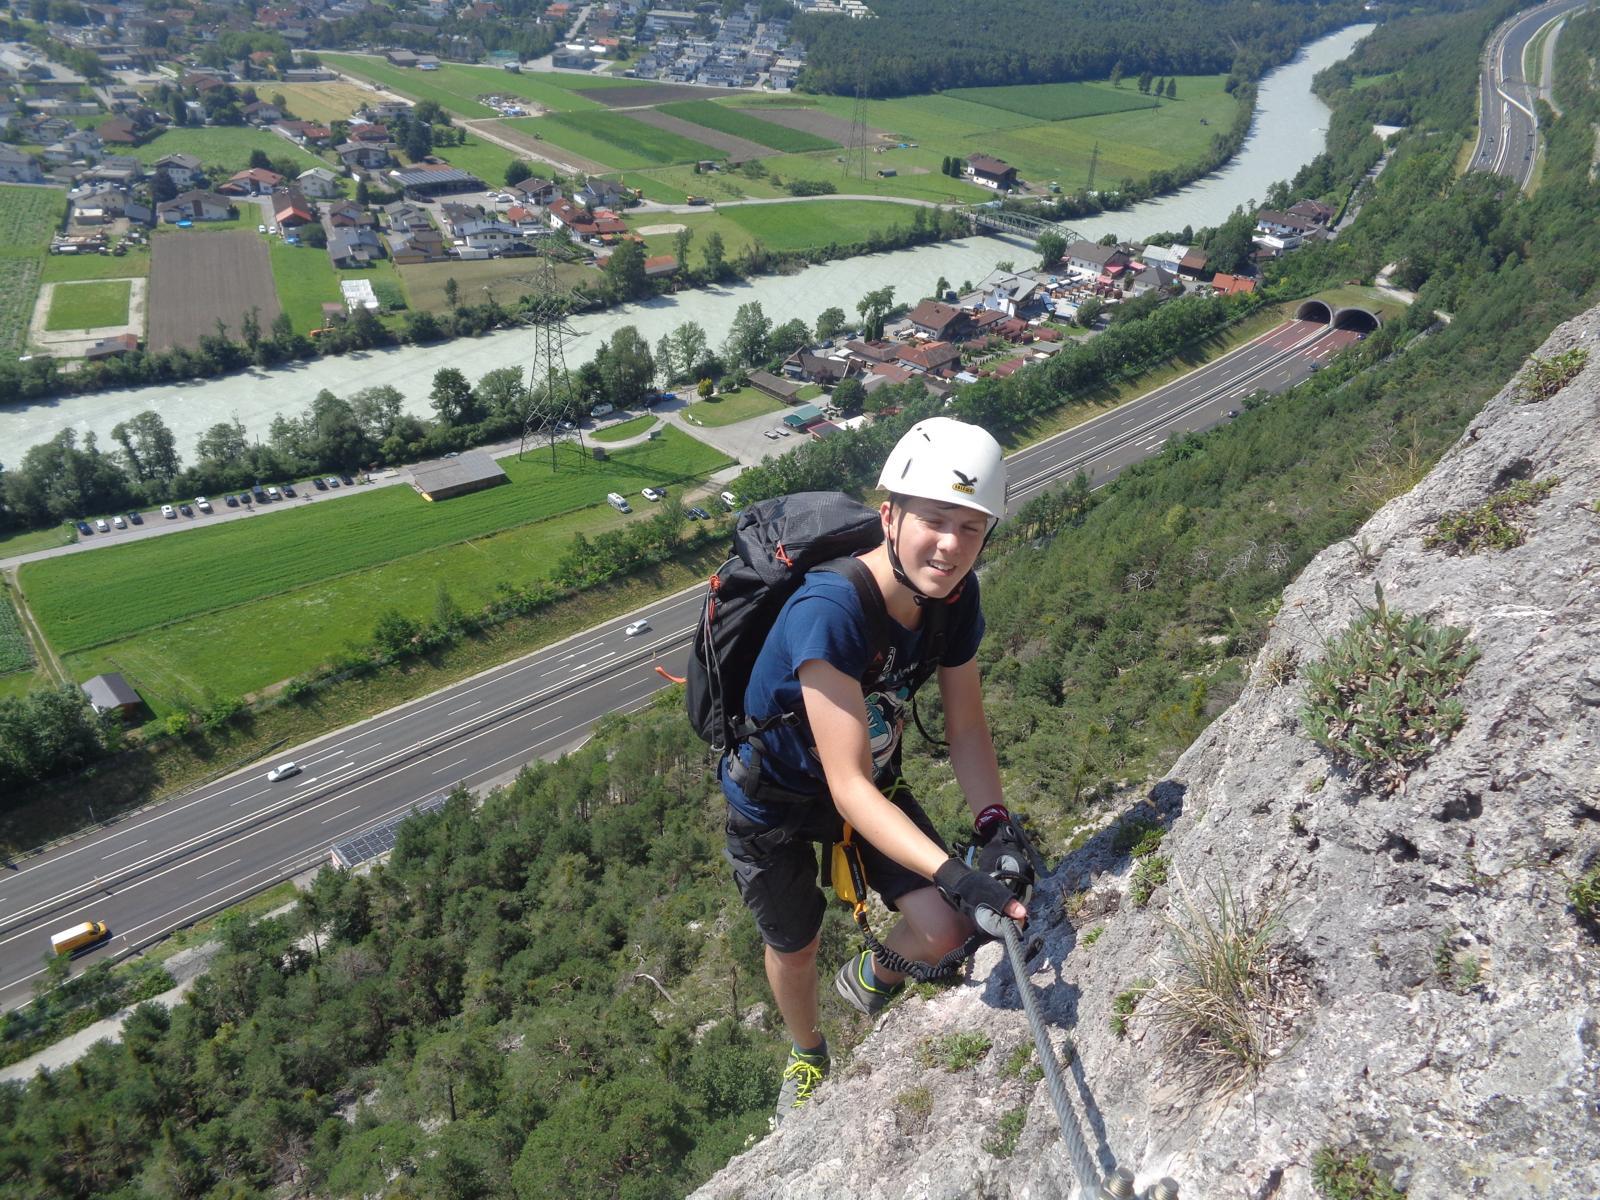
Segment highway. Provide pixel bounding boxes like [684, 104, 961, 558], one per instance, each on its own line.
[1469, 0, 1589, 189]
[0, 315, 1354, 1011]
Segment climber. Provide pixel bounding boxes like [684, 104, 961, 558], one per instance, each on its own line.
[717, 417, 1031, 1124]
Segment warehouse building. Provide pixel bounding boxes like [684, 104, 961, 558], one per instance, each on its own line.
[411, 451, 509, 501]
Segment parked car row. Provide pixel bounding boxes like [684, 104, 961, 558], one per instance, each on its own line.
[77, 474, 361, 540]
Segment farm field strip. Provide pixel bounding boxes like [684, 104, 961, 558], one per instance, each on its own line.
[0, 185, 65, 352]
[40, 251, 150, 282]
[0, 587, 34, 676]
[717, 199, 925, 251]
[274, 81, 374, 124]
[944, 81, 1159, 121]
[23, 429, 732, 654]
[520, 111, 727, 168]
[127, 127, 327, 173]
[625, 107, 771, 160]
[269, 240, 340, 332]
[321, 54, 644, 118]
[44, 279, 131, 331]
[658, 100, 836, 153]
[147, 231, 279, 352]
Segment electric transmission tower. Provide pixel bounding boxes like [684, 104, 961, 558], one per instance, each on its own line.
[842, 55, 870, 184]
[519, 245, 585, 468]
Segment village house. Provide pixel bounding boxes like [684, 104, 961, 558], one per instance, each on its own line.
[643, 253, 679, 279]
[337, 141, 394, 170]
[1063, 239, 1132, 276]
[438, 202, 487, 238]
[384, 200, 436, 232]
[158, 190, 234, 222]
[904, 298, 972, 342]
[96, 116, 142, 146]
[0, 143, 45, 183]
[84, 332, 141, 361]
[966, 153, 1018, 191]
[898, 340, 963, 375]
[327, 199, 375, 228]
[274, 120, 335, 147]
[1255, 208, 1319, 249]
[503, 204, 547, 233]
[219, 166, 284, 196]
[1286, 198, 1335, 226]
[273, 189, 315, 228]
[1210, 272, 1257, 296]
[76, 155, 143, 187]
[72, 186, 152, 224]
[578, 178, 632, 209]
[387, 226, 448, 264]
[296, 167, 342, 198]
[349, 121, 390, 143]
[509, 176, 559, 205]
[328, 226, 385, 267]
[1177, 247, 1210, 279]
[242, 99, 284, 124]
[463, 222, 525, 251]
[966, 268, 1042, 318]
[151, 152, 205, 188]
[1126, 262, 1177, 298]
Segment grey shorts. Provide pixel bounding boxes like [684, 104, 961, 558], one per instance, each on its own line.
[724, 779, 948, 954]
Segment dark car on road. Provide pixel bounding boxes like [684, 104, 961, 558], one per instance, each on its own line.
[128, 511, 143, 525]
[76, 521, 92, 535]
[338, 473, 354, 486]
[179, 503, 193, 516]
[252, 485, 267, 502]
[225, 494, 239, 507]
[313, 477, 327, 490]
[282, 483, 296, 497]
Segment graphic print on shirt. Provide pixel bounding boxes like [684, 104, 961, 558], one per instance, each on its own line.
[809, 645, 920, 776]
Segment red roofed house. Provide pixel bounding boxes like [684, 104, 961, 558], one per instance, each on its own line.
[644, 254, 679, 278]
[966, 154, 1018, 190]
[1210, 272, 1257, 296]
[97, 116, 140, 145]
[905, 299, 970, 341]
[274, 190, 315, 228]
[898, 340, 963, 375]
[1178, 247, 1210, 279]
[220, 167, 284, 196]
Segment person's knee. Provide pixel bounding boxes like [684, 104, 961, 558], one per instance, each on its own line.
[768, 932, 820, 969]
[898, 888, 972, 955]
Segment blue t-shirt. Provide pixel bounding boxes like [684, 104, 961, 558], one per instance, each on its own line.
[721, 566, 985, 824]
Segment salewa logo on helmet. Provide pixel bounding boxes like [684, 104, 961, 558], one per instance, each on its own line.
[951, 469, 977, 495]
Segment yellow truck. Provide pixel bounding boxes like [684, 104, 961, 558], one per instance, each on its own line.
[50, 921, 109, 956]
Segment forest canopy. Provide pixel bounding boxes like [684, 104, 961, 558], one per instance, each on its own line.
[793, 0, 1365, 96]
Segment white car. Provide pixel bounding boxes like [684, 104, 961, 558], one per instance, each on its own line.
[776, 427, 791, 437]
[161, 504, 175, 519]
[257, 223, 267, 234]
[266, 761, 301, 782]
[625, 620, 651, 637]
[94, 518, 108, 532]
[112, 515, 126, 529]
[763, 429, 779, 440]
[641, 486, 664, 501]
[195, 496, 212, 512]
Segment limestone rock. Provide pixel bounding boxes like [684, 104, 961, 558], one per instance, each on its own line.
[691, 311, 1600, 1199]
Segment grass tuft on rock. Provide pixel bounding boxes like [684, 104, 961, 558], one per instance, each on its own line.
[1424, 476, 1558, 555]
[1515, 346, 1588, 402]
[1311, 1147, 1407, 1199]
[1300, 584, 1479, 794]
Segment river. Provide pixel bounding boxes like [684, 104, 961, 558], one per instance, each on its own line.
[1, 24, 1373, 459]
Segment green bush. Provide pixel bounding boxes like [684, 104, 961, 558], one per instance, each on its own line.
[1300, 585, 1480, 793]
[1424, 476, 1558, 555]
[1109, 978, 1152, 1038]
[1130, 854, 1170, 907]
[1516, 347, 1587, 402]
[917, 1030, 991, 1071]
[1311, 1148, 1406, 1199]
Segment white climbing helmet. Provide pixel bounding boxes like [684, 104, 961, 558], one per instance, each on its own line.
[877, 417, 1006, 522]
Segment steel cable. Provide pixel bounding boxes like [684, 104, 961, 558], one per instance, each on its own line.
[1001, 919, 1103, 1198]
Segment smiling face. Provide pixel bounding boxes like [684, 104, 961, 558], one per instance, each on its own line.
[882, 494, 991, 599]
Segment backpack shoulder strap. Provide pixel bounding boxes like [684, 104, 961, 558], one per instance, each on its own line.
[815, 555, 890, 680]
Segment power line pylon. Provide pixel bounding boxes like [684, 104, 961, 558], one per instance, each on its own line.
[519, 246, 585, 468]
[843, 55, 870, 184]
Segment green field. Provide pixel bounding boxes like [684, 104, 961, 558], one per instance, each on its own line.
[658, 101, 836, 153]
[431, 132, 520, 188]
[944, 81, 1158, 121]
[128, 127, 327, 173]
[269, 239, 338, 332]
[516, 111, 725, 170]
[398, 255, 600, 312]
[0, 586, 34, 676]
[682, 385, 786, 427]
[24, 428, 733, 657]
[44, 280, 130, 330]
[321, 54, 646, 119]
[592, 414, 658, 442]
[40, 250, 149, 282]
[636, 199, 926, 260]
[0, 185, 65, 352]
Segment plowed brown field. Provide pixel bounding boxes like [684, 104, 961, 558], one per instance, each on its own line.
[148, 232, 280, 352]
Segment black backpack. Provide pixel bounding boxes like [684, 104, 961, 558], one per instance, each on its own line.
[685, 491, 948, 755]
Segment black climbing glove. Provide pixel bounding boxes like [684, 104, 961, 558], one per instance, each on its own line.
[972, 805, 1036, 902]
[934, 859, 1021, 938]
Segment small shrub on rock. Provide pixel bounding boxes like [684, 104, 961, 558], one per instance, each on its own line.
[1567, 864, 1600, 932]
[1516, 346, 1588, 402]
[1311, 1147, 1406, 1199]
[916, 1031, 991, 1071]
[1109, 978, 1152, 1038]
[983, 1104, 1027, 1157]
[1424, 476, 1558, 555]
[1130, 854, 1170, 907]
[1300, 585, 1480, 794]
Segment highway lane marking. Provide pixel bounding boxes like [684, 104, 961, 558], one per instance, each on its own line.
[195, 858, 241, 881]
[431, 758, 468, 775]
[102, 839, 148, 860]
[447, 701, 481, 716]
[230, 786, 271, 807]
[619, 676, 658, 693]
[321, 806, 361, 825]
[528, 716, 561, 732]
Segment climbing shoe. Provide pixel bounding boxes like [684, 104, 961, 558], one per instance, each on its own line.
[773, 1045, 829, 1125]
[834, 949, 902, 1017]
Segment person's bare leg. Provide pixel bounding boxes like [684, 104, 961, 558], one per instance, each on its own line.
[870, 885, 973, 986]
[767, 932, 824, 1049]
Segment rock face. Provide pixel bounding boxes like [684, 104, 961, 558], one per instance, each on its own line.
[691, 311, 1600, 1200]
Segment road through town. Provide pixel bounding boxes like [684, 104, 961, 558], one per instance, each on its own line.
[0, 315, 1354, 1012]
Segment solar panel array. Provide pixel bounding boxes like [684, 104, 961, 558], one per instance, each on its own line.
[329, 795, 450, 869]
